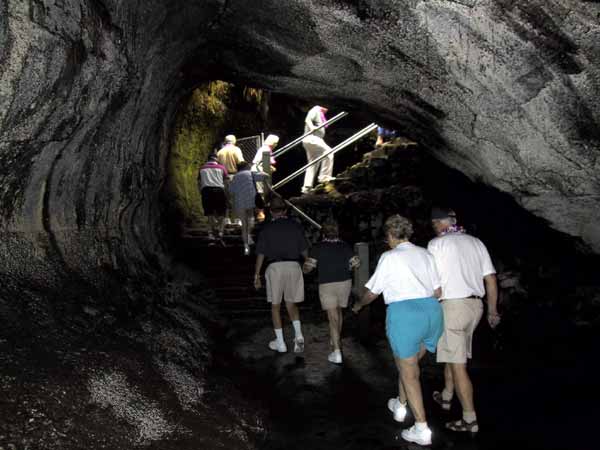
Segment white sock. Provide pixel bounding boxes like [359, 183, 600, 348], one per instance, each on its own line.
[415, 422, 429, 432]
[274, 328, 284, 343]
[442, 388, 453, 402]
[463, 411, 477, 423]
[292, 320, 303, 339]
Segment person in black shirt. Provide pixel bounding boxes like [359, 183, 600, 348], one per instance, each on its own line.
[254, 197, 309, 353]
[303, 220, 359, 364]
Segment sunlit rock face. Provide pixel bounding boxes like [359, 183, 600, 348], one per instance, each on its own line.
[1, 0, 599, 306]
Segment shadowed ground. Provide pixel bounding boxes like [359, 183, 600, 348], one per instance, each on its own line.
[186, 241, 599, 450]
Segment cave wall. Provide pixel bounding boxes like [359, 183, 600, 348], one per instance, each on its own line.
[0, 0, 599, 310]
[0, 0, 225, 315]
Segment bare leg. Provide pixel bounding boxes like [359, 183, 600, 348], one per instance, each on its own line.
[397, 354, 426, 423]
[240, 213, 249, 245]
[285, 302, 300, 322]
[444, 363, 455, 397]
[326, 308, 341, 350]
[393, 357, 408, 404]
[217, 216, 225, 236]
[271, 303, 282, 329]
[450, 362, 476, 414]
[247, 210, 255, 240]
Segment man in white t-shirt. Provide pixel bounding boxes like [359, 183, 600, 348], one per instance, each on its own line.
[353, 215, 443, 446]
[427, 207, 500, 436]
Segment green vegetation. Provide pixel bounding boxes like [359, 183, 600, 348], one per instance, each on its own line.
[166, 81, 265, 231]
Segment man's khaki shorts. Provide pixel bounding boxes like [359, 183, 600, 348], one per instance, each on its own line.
[436, 298, 483, 364]
[265, 261, 304, 305]
[318, 279, 352, 310]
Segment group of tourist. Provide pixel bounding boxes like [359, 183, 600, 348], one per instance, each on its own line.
[198, 134, 279, 255]
[253, 201, 499, 446]
[198, 105, 341, 251]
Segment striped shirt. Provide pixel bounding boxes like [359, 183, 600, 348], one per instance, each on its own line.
[199, 162, 228, 189]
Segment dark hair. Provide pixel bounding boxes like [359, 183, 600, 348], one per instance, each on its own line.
[237, 161, 251, 171]
[384, 215, 413, 240]
[269, 196, 287, 212]
[321, 220, 339, 239]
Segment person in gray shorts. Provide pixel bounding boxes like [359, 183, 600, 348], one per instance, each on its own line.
[254, 197, 309, 353]
[303, 220, 359, 364]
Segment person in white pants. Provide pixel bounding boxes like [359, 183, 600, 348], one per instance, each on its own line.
[302, 105, 334, 193]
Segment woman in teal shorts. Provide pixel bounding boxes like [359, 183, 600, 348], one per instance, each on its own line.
[353, 215, 443, 446]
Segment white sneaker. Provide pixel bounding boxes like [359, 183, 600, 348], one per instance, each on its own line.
[401, 424, 432, 446]
[243, 245, 250, 256]
[387, 397, 407, 422]
[293, 336, 304, 353]
[234, 219, 242, 226]
[224, 218, 232, 226]
[327, 350, 342, 364]
[268, 339, 287, 353]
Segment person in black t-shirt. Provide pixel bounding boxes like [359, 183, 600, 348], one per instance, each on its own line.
[303, 220, 359, 364]
[254, 196, 309, 353]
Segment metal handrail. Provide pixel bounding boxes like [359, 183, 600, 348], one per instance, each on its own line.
[269, 191, 321, 230]
[272, 123, 378, 190]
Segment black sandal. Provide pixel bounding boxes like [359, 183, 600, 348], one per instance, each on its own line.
[432, 391, 451, 411]
[445, 419, 479, 437]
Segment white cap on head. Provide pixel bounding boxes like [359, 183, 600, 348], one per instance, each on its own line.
[264, 134, 279, 146]
[224, 134, 236, 144]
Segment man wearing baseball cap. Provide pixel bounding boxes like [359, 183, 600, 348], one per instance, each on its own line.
[427, 207, 500, 436]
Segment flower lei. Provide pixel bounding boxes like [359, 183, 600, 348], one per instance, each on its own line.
[440, 224, 466, 236]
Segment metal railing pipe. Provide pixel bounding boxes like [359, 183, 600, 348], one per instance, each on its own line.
[272, 123, 377, 190]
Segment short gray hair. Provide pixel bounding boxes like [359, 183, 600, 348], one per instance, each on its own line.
[384, 215, 413, 240]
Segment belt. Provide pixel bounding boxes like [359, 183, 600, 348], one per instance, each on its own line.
[441, 296, 482, 302]
[270, 259, 299, 263]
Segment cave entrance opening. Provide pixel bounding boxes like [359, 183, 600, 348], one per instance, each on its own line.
[163, 80, 404, 244]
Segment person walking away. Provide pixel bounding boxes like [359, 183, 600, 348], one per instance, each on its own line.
[303, 220, 358, 364]
[254, 197, 309, 353]
[427, 207, 500, 436]
[353, 215, 443, 446]
[229, 161, 269, 255]
[252, 134, 279, 172]
[217, 134, 244, 226]
[217, 134, 244, 175]
[198, 154, 228, 241]
[301, 106, 334, 194]
[252, 134, 279, 222]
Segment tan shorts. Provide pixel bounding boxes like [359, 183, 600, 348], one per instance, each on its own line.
[318, 280, 352, 310]
[436, 298, 483, 364]
[265, 261, 304, 305]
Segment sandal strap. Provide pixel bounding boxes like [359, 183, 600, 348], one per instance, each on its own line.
[446, 419, 478, 432]
[433, 391, 452, 407]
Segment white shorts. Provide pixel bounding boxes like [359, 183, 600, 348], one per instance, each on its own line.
[265, 261, 304, 305]
[436, 298, 483, 364]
